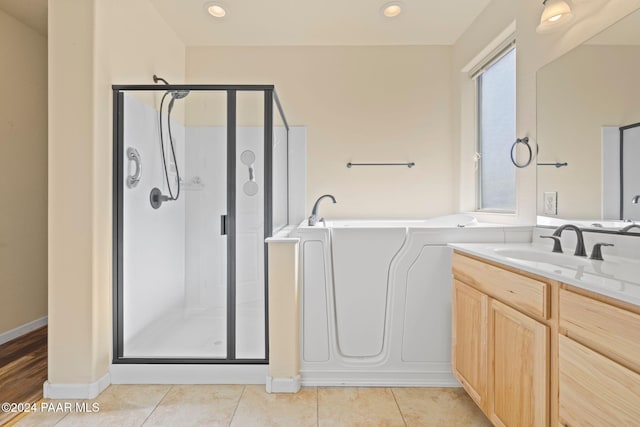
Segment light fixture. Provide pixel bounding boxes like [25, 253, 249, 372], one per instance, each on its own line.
[381, 2, 403, 18]
[536, 0, 574, 33]
[205, 2, 227, 18]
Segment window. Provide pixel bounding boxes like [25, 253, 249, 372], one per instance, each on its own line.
[476, 46, 516, 211]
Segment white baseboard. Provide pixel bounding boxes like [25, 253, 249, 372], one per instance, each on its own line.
[43, 373, 111, 399]
[299, 371, 460, 387]
[0, 316, 48, 346]
[110, 364, 268, 384]
[266, 375, 301, 393]
[301, 378, 461, 387]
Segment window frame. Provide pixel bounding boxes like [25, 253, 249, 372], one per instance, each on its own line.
[473, 41, 517, 213]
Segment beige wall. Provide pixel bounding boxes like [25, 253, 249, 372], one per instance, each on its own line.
[452, 0, 640, 224]
[186, 46, 455, 219]
[267, 241, 300, 379]
[48, 0, 95, 384]
[0, 9, 48, 334]
[537, 45, 640, 219]
[48, 0, 185, 384]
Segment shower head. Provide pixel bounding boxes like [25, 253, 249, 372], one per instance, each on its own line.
[167, 91, 189, 114]
[171, 90, 190, 100]
[153, 74, 190, 100]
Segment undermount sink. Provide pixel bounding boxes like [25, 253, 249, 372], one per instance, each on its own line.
[493, 247, 593, 268]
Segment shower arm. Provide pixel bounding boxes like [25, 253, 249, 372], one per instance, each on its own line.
[153, 74, 170, 85]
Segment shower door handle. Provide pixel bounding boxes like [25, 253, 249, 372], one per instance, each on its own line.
[220, 214, 228, 235]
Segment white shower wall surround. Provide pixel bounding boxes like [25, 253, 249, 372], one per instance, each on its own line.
[295, 216, 532, 386]
[184, 126, 227, 313]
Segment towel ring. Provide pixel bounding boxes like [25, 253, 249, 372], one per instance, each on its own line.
[510, 137, 533, 168]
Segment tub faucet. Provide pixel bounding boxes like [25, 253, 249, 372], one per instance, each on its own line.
[309, 194, 336, 226]
[552, 224, 586, 257]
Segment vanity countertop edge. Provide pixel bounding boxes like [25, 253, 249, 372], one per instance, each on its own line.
[449, 242, 640, 308]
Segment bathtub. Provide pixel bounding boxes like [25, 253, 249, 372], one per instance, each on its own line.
[295, 215, 531, 386]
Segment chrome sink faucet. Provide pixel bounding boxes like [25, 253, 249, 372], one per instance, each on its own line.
[552, 224, 587, 257]
[309, 194, 336, 226]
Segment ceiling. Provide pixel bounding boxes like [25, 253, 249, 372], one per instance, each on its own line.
[0, 0, 491, 46]
[0, 0, 47, 36]
[149, 0, 492, 46]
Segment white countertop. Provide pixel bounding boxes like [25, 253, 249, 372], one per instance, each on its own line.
[450, 242, 640, 307]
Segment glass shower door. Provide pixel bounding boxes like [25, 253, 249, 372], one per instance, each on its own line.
[182, 91, 229, 359]
[119, 90, 229, 360]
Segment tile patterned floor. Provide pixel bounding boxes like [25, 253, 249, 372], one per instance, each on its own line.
[10, 385, 491, 427]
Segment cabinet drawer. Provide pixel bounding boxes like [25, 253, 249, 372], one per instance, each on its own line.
[559, 335, 640, 427]
[452, 252, 549, 319]
[560, 289, 640, 373]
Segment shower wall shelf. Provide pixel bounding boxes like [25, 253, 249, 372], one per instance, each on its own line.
[181, 176, 205, 191]
[347, 162, 415, 168]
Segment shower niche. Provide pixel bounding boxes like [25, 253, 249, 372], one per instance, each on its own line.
[112, 85, 292, 364]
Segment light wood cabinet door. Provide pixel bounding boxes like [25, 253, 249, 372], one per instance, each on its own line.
[559, 335, 640, 427]
[452, 279, 488, 411]
[489, 299, 549, 427]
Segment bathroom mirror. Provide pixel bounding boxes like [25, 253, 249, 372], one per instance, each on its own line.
[536, 7, 640, 230]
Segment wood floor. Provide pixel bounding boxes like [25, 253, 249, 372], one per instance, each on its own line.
[0, 326, 47, 426]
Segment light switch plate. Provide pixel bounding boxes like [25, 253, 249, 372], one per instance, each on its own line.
[544, 191, 558, 215]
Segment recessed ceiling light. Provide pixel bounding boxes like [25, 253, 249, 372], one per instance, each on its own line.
[205, 2, 227, 18]
[381, 2, 403, 18]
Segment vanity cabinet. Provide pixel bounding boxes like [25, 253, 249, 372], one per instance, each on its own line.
[452, 253, 550, 427]
[453, 250, 640, 427]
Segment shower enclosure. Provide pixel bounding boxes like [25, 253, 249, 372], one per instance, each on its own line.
[112, 84, 290, 364]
